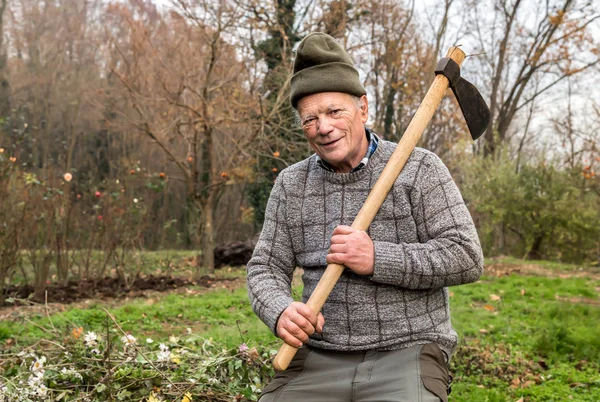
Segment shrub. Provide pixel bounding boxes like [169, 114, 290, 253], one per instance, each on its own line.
[459, 150, 600, 264]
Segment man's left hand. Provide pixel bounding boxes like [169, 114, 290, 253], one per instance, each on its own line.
[327, 225, 374, 275]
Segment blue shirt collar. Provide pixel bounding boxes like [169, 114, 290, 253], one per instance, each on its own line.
[315, 128, 379, 173]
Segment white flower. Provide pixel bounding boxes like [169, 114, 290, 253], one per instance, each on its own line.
[30, 356, 46, 375]
[60, 367, 83, 381]
[32, 383, 47, 397]
[91, 348, 101, 355]
[157, 343, 170, 362]
[146, 338, 153, 344]
[84, 331, 99, 347]
[63, 173, 73, 182]
[168, 335, 179, 343]
[133, 198, 139, 203]
[121, 334, 137, 347]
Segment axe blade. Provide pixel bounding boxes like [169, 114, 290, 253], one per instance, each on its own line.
[435, 57, 491, 140]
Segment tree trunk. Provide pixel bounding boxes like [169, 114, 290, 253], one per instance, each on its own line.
[200, 194, 215, 275]
[0, 0, 10, 119]
[526, 235, 544, 260]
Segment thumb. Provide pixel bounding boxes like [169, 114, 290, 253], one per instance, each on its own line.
[317, 313, 325, 333]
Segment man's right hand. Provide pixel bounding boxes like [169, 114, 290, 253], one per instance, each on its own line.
[276, 302, 325, 348]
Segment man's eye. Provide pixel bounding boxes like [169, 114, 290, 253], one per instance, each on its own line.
[331, 109, 342, 115]
[303, 118, 315, 126]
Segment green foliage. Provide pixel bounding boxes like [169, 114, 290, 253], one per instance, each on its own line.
[460, 150, 600, 263]
[1, 284, 275, 349]
[0, 322, 275, 401]
[2, 258, 599, 401]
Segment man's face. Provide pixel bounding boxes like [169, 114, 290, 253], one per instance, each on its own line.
[297, 92, 369, 173]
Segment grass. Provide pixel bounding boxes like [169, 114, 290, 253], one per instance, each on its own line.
[448, 271, 600, 401]
[1, 256, 599, 401]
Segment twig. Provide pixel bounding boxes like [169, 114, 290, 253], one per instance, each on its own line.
[44, 290, 59, 334]
[466, 51, 487, 58]
[102, 308, 182, 392]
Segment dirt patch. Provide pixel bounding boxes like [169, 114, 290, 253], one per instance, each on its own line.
[1, 275, 240, 307]
[485, 263, 600, 281]
[0, 275, 245, 323]
[555, 296, 600, 306]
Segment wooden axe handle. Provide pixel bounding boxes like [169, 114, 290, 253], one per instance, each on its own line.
[272, 47, 466, 372]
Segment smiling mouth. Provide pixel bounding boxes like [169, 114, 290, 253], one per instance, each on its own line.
[320, 138, 341, 147]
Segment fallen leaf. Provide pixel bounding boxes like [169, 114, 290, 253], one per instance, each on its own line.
[448, 291, 454, 297]
[510, 377, 521, 388]
[521, 289, 526, 296]
[483, 304, 496, 312]
[476, 384, 486, 388]
[516, 398, 524, 402]
[479, 328, 489, 334]
[523, 380, 535, 388]
[490, 294, 501, 301]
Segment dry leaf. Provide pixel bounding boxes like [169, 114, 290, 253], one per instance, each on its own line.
[521, 289, 526, 296]
[483, 304, 496, 312]
[523, 380, 535, 388]
[448, 291, 454, 297]
[479, 328, 489, 334]
[490, 294, 501, 301]
[516, 398, 524, 402]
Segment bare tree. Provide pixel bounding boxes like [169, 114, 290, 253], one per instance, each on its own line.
[465, 0, 600, 156]
[109, 0, 258, 274]
[0, 0, 10, 119]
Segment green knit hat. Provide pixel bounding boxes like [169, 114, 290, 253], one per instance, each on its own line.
[290, 32, 366, 108]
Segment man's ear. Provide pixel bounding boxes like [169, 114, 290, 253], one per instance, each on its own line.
[359, 95, 369, 123]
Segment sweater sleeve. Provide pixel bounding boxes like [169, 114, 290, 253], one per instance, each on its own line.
[370, 153, 484, 289]
[246, 173, 296, 334]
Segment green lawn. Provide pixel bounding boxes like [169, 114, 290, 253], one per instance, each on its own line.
[1, 260, 598, 401]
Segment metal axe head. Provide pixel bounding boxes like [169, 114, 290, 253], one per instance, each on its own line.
[435, 57, 491, 140]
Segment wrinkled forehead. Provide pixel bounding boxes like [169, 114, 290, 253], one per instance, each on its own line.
[296, 92, 355, 115]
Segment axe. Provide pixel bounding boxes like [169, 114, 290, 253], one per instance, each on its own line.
[273, 47, 490, 371]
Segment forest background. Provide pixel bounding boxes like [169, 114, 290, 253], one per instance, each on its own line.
[0, 0, 599, 301]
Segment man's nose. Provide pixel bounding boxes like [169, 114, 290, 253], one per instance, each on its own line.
[316, 116, 333, 135]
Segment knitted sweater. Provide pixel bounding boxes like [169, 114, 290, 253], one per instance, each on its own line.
[246, 137, 484, 359]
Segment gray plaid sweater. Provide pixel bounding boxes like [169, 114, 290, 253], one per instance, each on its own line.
[246, 137, 483, 359]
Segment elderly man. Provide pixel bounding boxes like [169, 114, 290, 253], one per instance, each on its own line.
[246, 32, 483, 402]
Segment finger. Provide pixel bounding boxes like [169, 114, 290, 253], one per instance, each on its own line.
[290, 313, 316, 336]
[332, 225, 355, 236]
[278, 327, 303, 348]
[293, 303, 319, 327]
[326, 253, 345, 265]
[330, 234, 347, 245]
[328, 243, 347, 254]
[317, 313, 325, 333]
[286, 321, 310, 343]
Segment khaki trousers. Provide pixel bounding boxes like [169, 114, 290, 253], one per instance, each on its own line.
[259, 343, 450, 402]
